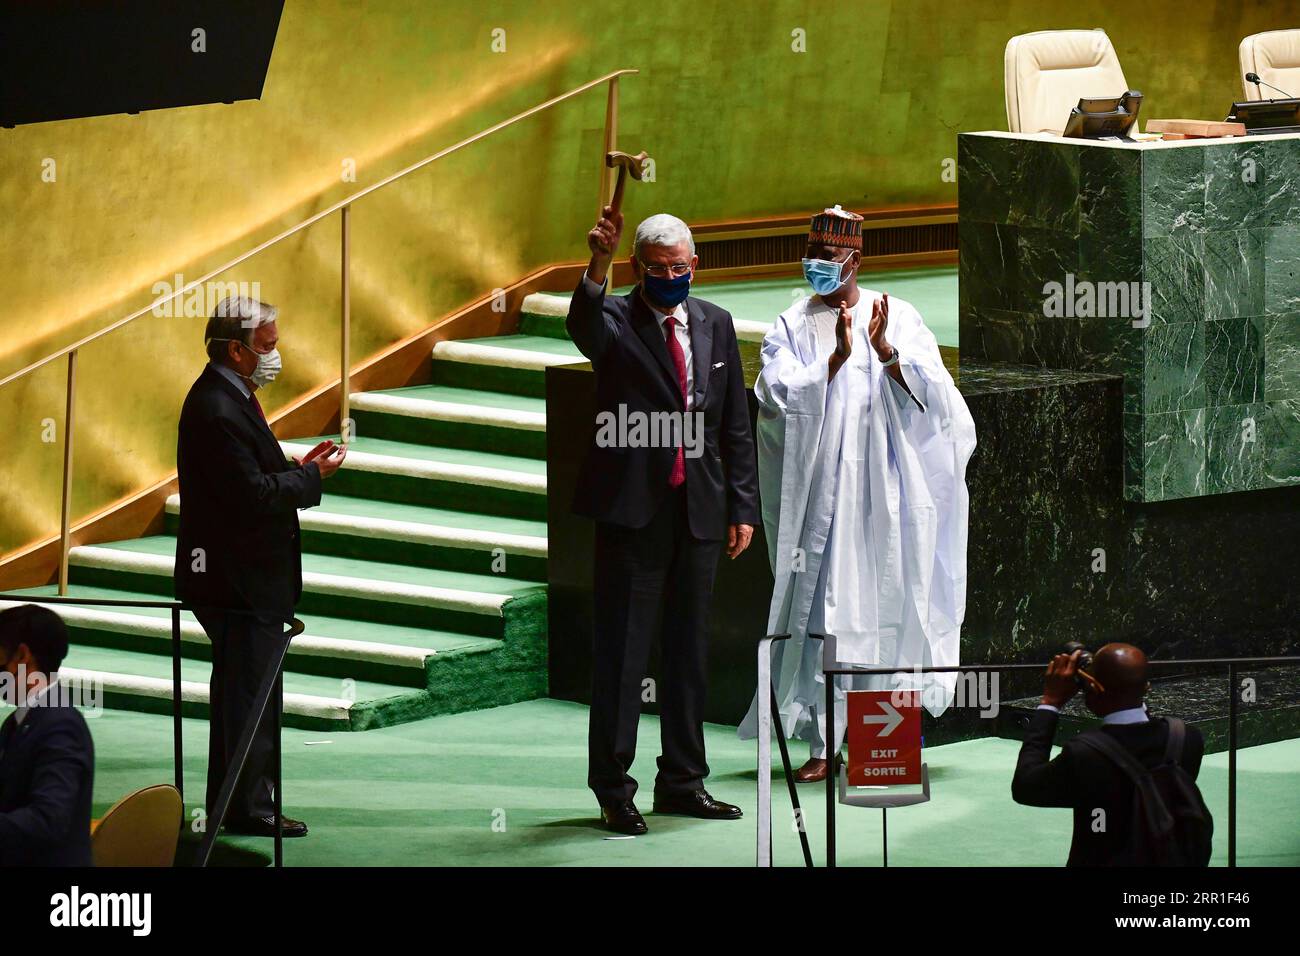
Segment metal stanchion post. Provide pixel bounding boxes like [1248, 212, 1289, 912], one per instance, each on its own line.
[171, 605, 184, 802]
[1228, 663, 1238, 868]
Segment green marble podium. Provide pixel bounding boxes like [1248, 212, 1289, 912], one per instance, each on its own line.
[958, 131, 1300, 502]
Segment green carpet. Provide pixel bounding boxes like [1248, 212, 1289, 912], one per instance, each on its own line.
[617, 267, 960, 347]
[83, 699, 1300, 867]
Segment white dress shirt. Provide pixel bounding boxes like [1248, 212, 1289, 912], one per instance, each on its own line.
[584, 272, 693, 409]
[1035, 702, 1150, 724]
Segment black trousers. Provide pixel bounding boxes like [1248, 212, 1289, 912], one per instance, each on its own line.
[193, 607, 286, 820]
[588, 486, 722, 807]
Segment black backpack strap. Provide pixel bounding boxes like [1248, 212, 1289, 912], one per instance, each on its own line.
[1162, 716, 1186, 765]
[1074, 728, 1152, 786]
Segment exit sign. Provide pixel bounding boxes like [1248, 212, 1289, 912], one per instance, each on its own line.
[846, 690, 922, 786]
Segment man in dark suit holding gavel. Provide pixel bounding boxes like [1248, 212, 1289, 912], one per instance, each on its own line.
[173, 295, 346, 839]
[568, 205, 760, 835]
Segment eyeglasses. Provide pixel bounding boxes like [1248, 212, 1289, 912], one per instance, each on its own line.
[639, 261, 691, 278]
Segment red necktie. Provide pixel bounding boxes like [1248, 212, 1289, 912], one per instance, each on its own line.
[663, 317, 687, 488]
[249, 392, 267, 422]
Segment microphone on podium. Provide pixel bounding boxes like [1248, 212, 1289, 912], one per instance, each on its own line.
[1245, 72, 1297, 99]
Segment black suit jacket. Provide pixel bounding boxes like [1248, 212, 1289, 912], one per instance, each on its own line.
[1011, 708, 1205, 867]
[173, 364, 322, 619]
[565, 277, 759, 540]
[0, 703, 94, 867]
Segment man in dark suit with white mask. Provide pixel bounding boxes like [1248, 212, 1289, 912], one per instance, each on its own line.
[174, 295, 346, 838]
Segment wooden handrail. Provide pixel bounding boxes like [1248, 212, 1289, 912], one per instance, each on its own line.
[8, 68, 638, 594]
[0, 68, 638, 390]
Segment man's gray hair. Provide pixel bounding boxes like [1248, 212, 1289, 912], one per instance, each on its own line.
[204, 295, 278, 362]
[634, 213, 695, 259]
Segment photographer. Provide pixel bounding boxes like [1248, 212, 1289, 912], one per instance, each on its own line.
[1011, 643, 1212, 866]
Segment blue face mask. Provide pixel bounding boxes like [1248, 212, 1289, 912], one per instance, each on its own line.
[641, 269, 692, 308]
[802, 253, 854, 296]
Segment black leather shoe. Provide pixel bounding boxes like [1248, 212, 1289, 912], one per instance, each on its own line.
[223, 815, 309, 838]
[600, 800, 647, 835]
[652, 788, 743, 820]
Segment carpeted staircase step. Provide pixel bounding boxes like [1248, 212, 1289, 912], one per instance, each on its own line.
[348, 384, 546, 458]
[68, 536, 544, 637]
[518, 288, 774, 343]
[430, 334, 585, 398]
[0, 583, 500, 688]
[53, 641, 431, 731]
[163, 492, 547, 581]
[280, 435, 546, 520]
[518, 292, 571, 339]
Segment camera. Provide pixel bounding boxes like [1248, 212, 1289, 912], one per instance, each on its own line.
[1063, 642, 1095, 688]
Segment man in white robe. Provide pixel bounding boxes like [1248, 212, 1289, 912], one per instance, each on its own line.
[738, 205, 976, 781]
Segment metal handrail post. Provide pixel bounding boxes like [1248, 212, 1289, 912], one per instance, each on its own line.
[339, 204, 352, 439]
[57, 350, 77, 595]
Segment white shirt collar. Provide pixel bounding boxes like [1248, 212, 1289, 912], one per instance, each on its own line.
[13, 678, 58, 726]
[209, 361, 251, 400]
[641, 291, 688, 327]
[1102, 705, 1149, 725]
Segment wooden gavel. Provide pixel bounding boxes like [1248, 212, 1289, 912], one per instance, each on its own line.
[605, 149, 648, 217]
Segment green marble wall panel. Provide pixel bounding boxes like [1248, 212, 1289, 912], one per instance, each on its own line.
[959, 132, 1300, 502]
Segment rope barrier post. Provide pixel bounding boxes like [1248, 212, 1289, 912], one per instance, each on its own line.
[757, 636, 773, 867]
[171, 604, 183, 802]
[822, 635, 836, 869]
[756, 634, 811, 868]
[772, 683, 814, 868]
[196, 613, 300, 868]
[274, 628, 286, 869]
[1228, 662, 1238, 868]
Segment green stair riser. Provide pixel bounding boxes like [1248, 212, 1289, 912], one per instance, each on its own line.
[80, 593, 547, 729]
[64, 623, 444, 690]
[350, 408, 546, 459]
[365, 592, 546, 717]
[66, 565, 516, 639]
[162, 513, 547, 582]
[430, 361, 548, 399]
[297, 530, 546, 583]
[325, 471, 546, 521]
[93, 688, 427, 733]
[519, 312, 568, 339]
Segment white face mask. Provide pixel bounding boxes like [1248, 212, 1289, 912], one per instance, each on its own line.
[210, 337, 282, 387]
[245, 346, 282, 388]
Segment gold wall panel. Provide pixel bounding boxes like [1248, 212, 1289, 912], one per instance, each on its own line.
[0, 0, 1291, 553]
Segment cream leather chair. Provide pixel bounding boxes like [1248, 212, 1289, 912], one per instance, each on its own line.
[1005, 29, 1129, 134]
[1239, 30, 1300, 100]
